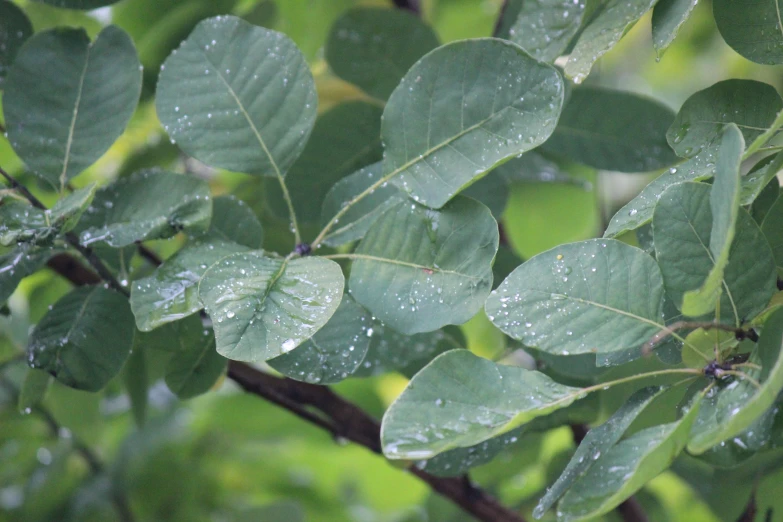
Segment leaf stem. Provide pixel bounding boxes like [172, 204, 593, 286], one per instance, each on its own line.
[277, 173, 302, 245]
[743, 109, 783, 159]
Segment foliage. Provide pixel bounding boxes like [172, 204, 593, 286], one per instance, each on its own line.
[3, 0, 783, 521]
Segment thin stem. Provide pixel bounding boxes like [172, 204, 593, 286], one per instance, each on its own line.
[276, 174, 302, 246]
[732, 362, 762, 371]
[643, 321, 748, 355]
[744, 109, 783, 159]
[0, 165, 47, 209]
[719, 370, 761, 390]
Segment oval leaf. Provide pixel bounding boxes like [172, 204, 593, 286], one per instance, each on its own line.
[380, 350, 582, 460]
[651, 0, 699, 56]
[382, 38, 564, 208]
[156, 15, 317, 177]
[508, 0, 586, 63]
[349, 196, 498, 335]
[713, 0, 783, 65]
[165, 324, 226, 400]
[3, 26, 141, 189]
[198, 251, 344, 362]
[28, 286, 134, 391]
[487, 239, 666, 359]
[207, 195, 263, 248]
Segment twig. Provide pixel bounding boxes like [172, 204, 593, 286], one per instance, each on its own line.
[643, 321, 751, 354]
[135, 241, 163, 266]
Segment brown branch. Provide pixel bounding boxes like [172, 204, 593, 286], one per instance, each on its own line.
[135, 242, 163, 266]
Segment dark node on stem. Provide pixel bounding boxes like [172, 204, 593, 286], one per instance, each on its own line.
[777, 278, 783, 291]
[735, 329, 746, 341]
[747, 329, 760, 343]
[294, 243, 311, 256]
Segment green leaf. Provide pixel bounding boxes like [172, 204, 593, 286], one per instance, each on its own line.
[762, 196, 783, 271]
[268, 295, 371, 384]
[507, 0, 587, 63]
[130, 238, 248, 332]
[604, 146, 717, 238]
[651, 0, 698, 57]
[349, 196, 498, 335]
[325, 7, 439, 101]
[380, 350, 582, 460]
[0, 0, 32, 88]
[667, 80, 783, 159]
[3, 26, 141, 190]
[682, 124, 744, 317]
[28, 286, 135, 391]
[564, 0, 657, 84]
[319, 162, 405, 248]
[680, 329, 734, 369]
[18, 368, 52, 414]
[653, 182, 777, 324]
[541, 87, 678, 172]
[352, 325, 463, 378]
[32, 0, 122, 9]
[740, 152, 783, 207]
[487, 239, 665, 358]
[382, 38, 564, 209]
[713, 0, 783, 65]
[123, 346, 148, 427]
[0, 184, 96, 246]
[76, 170, 212, 247]
[688, 308, 783, 453]
[165, 326, 226, 399]
[198, 251, 344, 362]
[207, 195, 263, 249]
[270, 101, 383, 225]
[156, 15, 317, 177]
[557, 393, 702, 520]
[461, 171, 510, 219]
[496, 152, 593, 188]
[534, 386, 667, 518]
[0, 246, 60, 303]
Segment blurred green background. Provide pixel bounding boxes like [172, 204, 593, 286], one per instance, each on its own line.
[1, 0, 782, 521]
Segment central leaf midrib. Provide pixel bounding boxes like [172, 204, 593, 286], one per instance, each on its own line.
[346, 253, 482, 280]
[59, 46, 92, 191]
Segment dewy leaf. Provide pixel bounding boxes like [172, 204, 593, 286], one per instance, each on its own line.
[268, 295, 372, 384]
[507, 0, 587, 63]
[76, 170, 212, 247]
[28, 286, 134, 392]
[604, 146, 718, 238]
[3, 26, 141, 190]
[349, 196, 498, 335]
[651, 0, 698, 57]
[380, 350, 582, 460]
[666, 80, 783, 159]
[382, 38, 564, 209]
[0, 184, 96, 246]
[198, 251, 344, 362]
[653, 182, 777, 324]
[0, 246, 60, 303]
[713, 0, 783, 65]
[156, 15, 317, 177]
[0, 0, 32, 88]
[541, 87, 678, 172]
[130, 237, 250, 331]
[165, 326, 227, 400]
[557, 393, 702, 521]
[761, 196, 783, 272]
[207, 195, 263, 249]
[487, 239, 665, 359]
[325, 7, 439, 101]
[681, 124, 744, 317]
[688, 307, 783, 453]
[564, 0, 657, 84]
[534, 386, 667, 518]
[320, 162, 405, 248]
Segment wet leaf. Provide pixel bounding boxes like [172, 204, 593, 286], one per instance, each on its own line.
[507, 0, 587, 63]
[165, 326, 226, 399]
[713, 0, 783, 65]
[207, 195, 263, 249]
[0, 246, 61, 304]
[651, 0, 698, 56]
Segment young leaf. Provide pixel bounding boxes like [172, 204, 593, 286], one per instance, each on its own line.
[325, 7, 439, 101]
[534, 386, 667, 518]
[564, 0, 657, 84]
[3, 26, 141, 190]
[382, 38, 564, 208]
[667, 80, 783, 159]
[507, 0, 587, 63]
[651, 0, 698, 57]
[688, 307, 783, 453]
[165, 326, 226, 400]
[130, 237, 250, 332]
[653, 182, 777, 324]
[0, 0, 32, 87]
[18, 368, 52, 414]
[541, 87, 678, 172]
[28, 286, 135, 392]
[268, 295, 371, 384]
[207, 195, 263, 249]
[76, 170, 212, 247]
[319, 162, 405, 247]
[380, 350, 582, 460]
[557, 394, 702, 520]
[156, 15, 317, 177]
[713, 0, 783, 65]
[198, 251, 344, 362]
[681, 124, 744, 317]
[0, 246, 60, 304]
[349, 196, 498, 335]
[487, 239, 666, 358]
